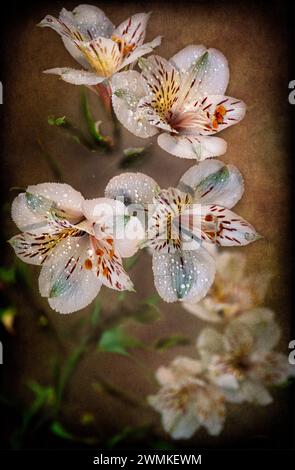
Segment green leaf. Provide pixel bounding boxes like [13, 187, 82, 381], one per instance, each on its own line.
[91, 298, 101, 326]
[81, 89, 112, 149]
[107, 425, 150, 449]
[56, 340, 87, 403]
[143, 293, 161, 306]
[22, 382, 55, 432]
[98, 326, 144, 356]
[152, 440, 177, 450]
[0, 266, 15, 284]
[46, 116, 95, 152]
[50, 421, 75, 440]
[132, 304, 161, 324]
[153, 335, 191, 351]
[80, 412, 95, 426]
[129, 294, 162, 324]
[48, 115, 66, 126]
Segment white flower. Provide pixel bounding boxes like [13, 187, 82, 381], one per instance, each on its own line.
[183, 252, 271, 322]
[105, 159, 259, 304]
[111, 46, 246, 159]
[148, 356, 226, 439]
[9, 183, 144, 314]
[39, 5, 161, 86]
[197, 309, 294, 405]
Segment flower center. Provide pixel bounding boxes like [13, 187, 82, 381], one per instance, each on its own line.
[147, 189, 192, 252]
[111, 35, 136, 56]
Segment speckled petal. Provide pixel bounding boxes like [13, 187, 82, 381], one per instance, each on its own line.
[105, 172, 159, 208]
[200, 204, 259, 246]
[157, 133, 227, 160]
[111, 70, 157, 138]
[121, 36, 162, 69]
[152, 247, 215, 303]
[178, 160, 244, 208]
[11, 193, 47, 232]
[59, 5, 114, 39]
[44, 67, 105, 85]
[38, 234, 102, 314]
[26, 182, 84, 218]
[113, 12, 151, 47]
[171, 46, 229, 97]
[197, 95, 246, 135]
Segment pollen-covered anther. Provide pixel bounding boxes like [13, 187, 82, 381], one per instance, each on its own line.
[213, 105, 227, 129]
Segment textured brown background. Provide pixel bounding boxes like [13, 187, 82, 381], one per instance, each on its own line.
[1, 0, 294, 448]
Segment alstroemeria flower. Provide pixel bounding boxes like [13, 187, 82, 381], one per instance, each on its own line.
[39, 5, 161, 86]
[111, 45, 246, 160]
[105, 159, 259, 303]
[9, 183, 144, 313]
[183, 252, 271, 322]
[148, 356, 226, 438]
[197, 309, 294, 405]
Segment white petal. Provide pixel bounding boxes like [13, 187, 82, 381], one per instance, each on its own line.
[115, 216, 145, 258]
[44, 67, 105, 85]
[38, 234, 102, 313]
[9, 232, 52, 266]
[121, 36, 162, 69]
[105, 172, 159, 207]
[196, 386, 226, 435]
[61, 38, 90, 68]
[157, 133, 227, 160]
[200, 205, 259, 247]
[250, 352, 293, 385]
[11, 193, 46, 232]
[111, 71, 157, 138]
[240, 380, 273, 405]
[83, 197, 125, 224]
[83, 198, 144, 257]
[59, 5, 114, 39]
[39, 6, 114, 67]
[152, 247, 215, 303]
[196, 328, 225, 363]
[139, 55, 181, 115]
[211, 372, 240, 391]
[178, 159, 244, 208]
[77, 36, 122, 77]
[171, 46, 229, 97]
[113, 12, 151, 47]
[155, 366, 177, 387]
[170, 45, 207, 72]
[170, 357, 203, 381]
[198, 95, 246, 135]
[237, 308, 281, 352]
[27, 182, 84, 218]
[182, 298, 223, 323]
[169, 411, 200, 439]
[215, 251, 246, 281]
[224, 322, 254, 355]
